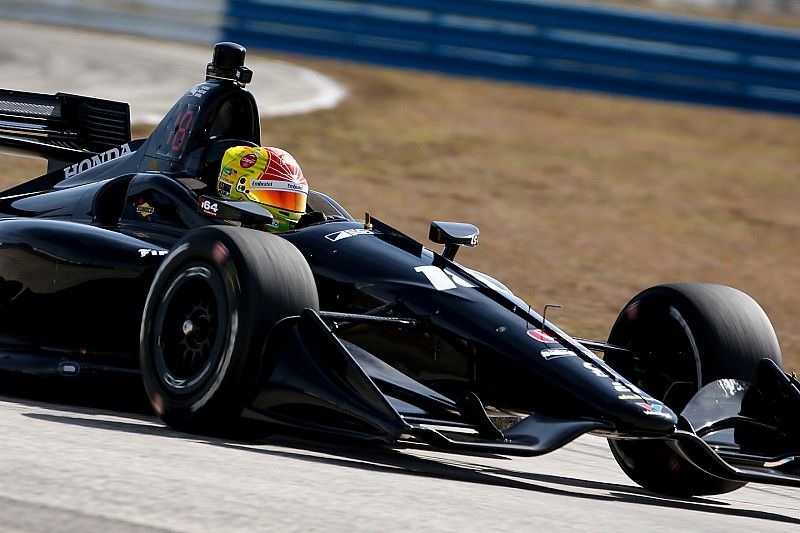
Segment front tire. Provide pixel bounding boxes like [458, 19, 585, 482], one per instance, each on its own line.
[605, 283, 782, 496]
[139, 225, 318, 432]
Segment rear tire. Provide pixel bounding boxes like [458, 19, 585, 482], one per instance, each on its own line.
[605, 283, 781, 496]
[139, 225, 318, 433]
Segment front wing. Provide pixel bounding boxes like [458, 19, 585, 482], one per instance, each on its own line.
[246, 309, 800, 489]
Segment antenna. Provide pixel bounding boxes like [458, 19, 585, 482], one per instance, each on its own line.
[542, 303, 563, 334]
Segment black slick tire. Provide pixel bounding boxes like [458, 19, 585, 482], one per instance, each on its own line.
[139, 225, 318, 433]
[604, 283, 782, 496]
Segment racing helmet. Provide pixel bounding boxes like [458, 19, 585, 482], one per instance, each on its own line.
[217, 145, 308, 232]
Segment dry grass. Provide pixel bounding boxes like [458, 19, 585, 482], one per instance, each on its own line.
[2, 54, 799, 370]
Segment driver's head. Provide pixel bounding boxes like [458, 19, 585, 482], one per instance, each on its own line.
[217, 145, 308, 232]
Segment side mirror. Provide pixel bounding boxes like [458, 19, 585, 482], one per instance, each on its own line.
[429, 221, 479, 260]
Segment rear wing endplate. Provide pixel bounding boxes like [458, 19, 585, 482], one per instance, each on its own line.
[0, 89, 131, 172]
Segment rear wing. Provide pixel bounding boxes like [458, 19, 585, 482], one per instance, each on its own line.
[0, 89, 131, 172]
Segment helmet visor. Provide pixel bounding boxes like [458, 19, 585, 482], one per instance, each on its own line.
[248, 188, 307, 213]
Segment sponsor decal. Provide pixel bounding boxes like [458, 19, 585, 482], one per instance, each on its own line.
[637, 402, 665, 412]
[578, 358, 659, 400]
[527, 329, 556, 343]
[583, 361, 609, 378]
[240, 153, 258, 168]
[200, 199, 219, 216]
[540, 348, 577, 360]
[188, 84, 210, 98]
[64, 143, 132, 179]
[612, 381, 633, 394]
[136, 201, 155, 218]
[251, 180, 309, 193]
[414, 265, 476, 291]
[582, 363, 640, 397]
[138, 248, 168, 258]
[218, 181, 232, 197]
[325, 228, 375, 242]
[637, 402, 672, 418]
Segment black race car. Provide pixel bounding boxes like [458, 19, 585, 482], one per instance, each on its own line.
[1, 42, 799, 497]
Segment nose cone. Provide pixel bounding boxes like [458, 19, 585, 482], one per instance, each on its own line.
[617, 399, 678, 433]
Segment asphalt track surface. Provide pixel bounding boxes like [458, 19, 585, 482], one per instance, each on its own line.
[2, 19, 800, 533]
[1, 388, 799, 532]
[0, 19, 346, 124]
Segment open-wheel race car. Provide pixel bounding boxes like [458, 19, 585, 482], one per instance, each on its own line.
[1, 42, 799, 497]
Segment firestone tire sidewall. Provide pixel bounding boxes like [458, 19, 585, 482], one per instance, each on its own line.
[140, 227, 267, 429]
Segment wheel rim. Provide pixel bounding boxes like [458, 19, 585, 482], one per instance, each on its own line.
[152, 264, 229, 395]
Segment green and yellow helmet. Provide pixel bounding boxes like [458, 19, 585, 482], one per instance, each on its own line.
[217, 145, 308, 232]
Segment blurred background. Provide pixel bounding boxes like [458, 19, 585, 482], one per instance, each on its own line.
[581, 0, 800, 26]
[1, 0, 799, 368]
